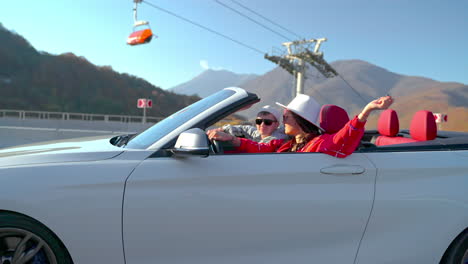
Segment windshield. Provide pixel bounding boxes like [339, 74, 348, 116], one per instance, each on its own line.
[125, 89, 236, 149]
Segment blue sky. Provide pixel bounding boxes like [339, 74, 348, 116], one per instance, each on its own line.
[1, 0, 467, 89]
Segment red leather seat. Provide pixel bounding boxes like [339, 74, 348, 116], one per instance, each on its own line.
[375, 109, 437, 146]
[410, 110, 437, 141]
[375, 109, 416, 146]
[319, 104, 349, 134]
[378, 109, 399, 137]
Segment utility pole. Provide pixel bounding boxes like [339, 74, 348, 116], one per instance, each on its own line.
[265, 38, 337, 97]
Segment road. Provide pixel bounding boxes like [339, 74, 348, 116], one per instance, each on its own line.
[0, 118, 153, 149]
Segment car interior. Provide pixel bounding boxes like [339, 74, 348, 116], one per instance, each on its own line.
[214, 103, 468, 155]
[359, 108, 468, 152]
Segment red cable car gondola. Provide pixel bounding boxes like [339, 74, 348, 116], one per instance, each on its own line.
[127, 21, 154, 45]
[127, 0, 155, 46]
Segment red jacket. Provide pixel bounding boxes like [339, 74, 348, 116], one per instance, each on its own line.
[236, 116, 366, 158]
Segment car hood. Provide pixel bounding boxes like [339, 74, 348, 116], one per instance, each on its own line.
[0, 135, 124, 167]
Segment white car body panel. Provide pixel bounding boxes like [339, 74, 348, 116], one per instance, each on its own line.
[356, 150, 468, 264]
[0, 159, 140, 264]
[0, 135, 123, 167]
[0, 136, 142, 264]
[1, 88, 467, 264]
[124, 152, 377, 264]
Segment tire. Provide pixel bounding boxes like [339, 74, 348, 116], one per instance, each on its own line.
[441, 228, 468, 264]
[0, 212, 73, 264]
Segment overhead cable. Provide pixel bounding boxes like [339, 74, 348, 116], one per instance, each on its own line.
[219, 2, 367, 104]
[142, 0, 265, 55]
[214, 0, 291, 41]
[228, 0, 303, 39]
[142, 0, 367, 105]
[337, 75, 368, 104]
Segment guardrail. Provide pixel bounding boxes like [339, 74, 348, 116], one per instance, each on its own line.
[0, 109, 164, 123]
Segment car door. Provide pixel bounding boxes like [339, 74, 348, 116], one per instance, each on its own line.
[355, 149, 468, 264]
[123, 151, 377, 264]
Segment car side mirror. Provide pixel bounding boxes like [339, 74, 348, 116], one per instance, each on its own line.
[171, 128, 209, 157]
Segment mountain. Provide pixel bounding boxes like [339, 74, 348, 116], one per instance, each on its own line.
[169, 59, 468, 131]
[240, 60, 468, 131]
[0, 23, 200, 117]
[169, 69, 258, 97]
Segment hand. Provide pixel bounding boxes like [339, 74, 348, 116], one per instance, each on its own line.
[206, 129, 241, 147]
[358, 96, 394, 122]
[206, 129, 234, 141]
[366, 96, 394, 111]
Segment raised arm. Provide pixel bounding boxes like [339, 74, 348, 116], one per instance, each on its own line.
[320, 96, 394, 158]
[358, 95, 394, 122]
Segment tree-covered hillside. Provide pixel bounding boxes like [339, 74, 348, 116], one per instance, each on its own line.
[0, 23, 200, 117]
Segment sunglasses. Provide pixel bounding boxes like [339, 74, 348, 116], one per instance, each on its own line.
[255, 118, 276, 126]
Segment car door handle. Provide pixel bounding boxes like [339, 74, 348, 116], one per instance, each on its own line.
[320, 165, 365, 175]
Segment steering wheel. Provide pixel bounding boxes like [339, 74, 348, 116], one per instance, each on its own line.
[210, 139, 224, 154]
[357, 141, 376, 150]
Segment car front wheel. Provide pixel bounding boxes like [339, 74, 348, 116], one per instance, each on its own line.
[0, 212, 72, 264]
[441, 228, 468, 264]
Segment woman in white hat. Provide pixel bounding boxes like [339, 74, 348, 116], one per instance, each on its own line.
[207, 94, 393, 158]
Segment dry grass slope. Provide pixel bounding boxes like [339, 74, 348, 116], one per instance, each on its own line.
[366, 85, 468, 132]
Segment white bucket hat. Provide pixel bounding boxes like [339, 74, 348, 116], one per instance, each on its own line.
[276, 93, 324, 131]
[258, 105, 281, 122]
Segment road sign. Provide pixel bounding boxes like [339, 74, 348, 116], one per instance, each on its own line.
[137, 98, 147, 108]
[137, 98, 152, 108]
[434, 113, 448, 123]
[138, 98, 152, 123]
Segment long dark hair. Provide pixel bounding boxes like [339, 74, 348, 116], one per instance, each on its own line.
[290, 111, 321, 135]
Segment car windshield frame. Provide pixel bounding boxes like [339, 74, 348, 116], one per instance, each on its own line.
[125, 88, 239, 149]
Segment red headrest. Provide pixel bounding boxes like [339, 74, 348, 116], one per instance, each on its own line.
[319, 104, 350, 134]
[410, 110, 437, 141]
[378, 109, 399, 136]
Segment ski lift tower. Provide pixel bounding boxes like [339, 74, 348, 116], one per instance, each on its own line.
[265, 38, 337, 97]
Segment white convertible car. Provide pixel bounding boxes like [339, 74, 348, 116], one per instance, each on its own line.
[0, 87, 467, 264]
